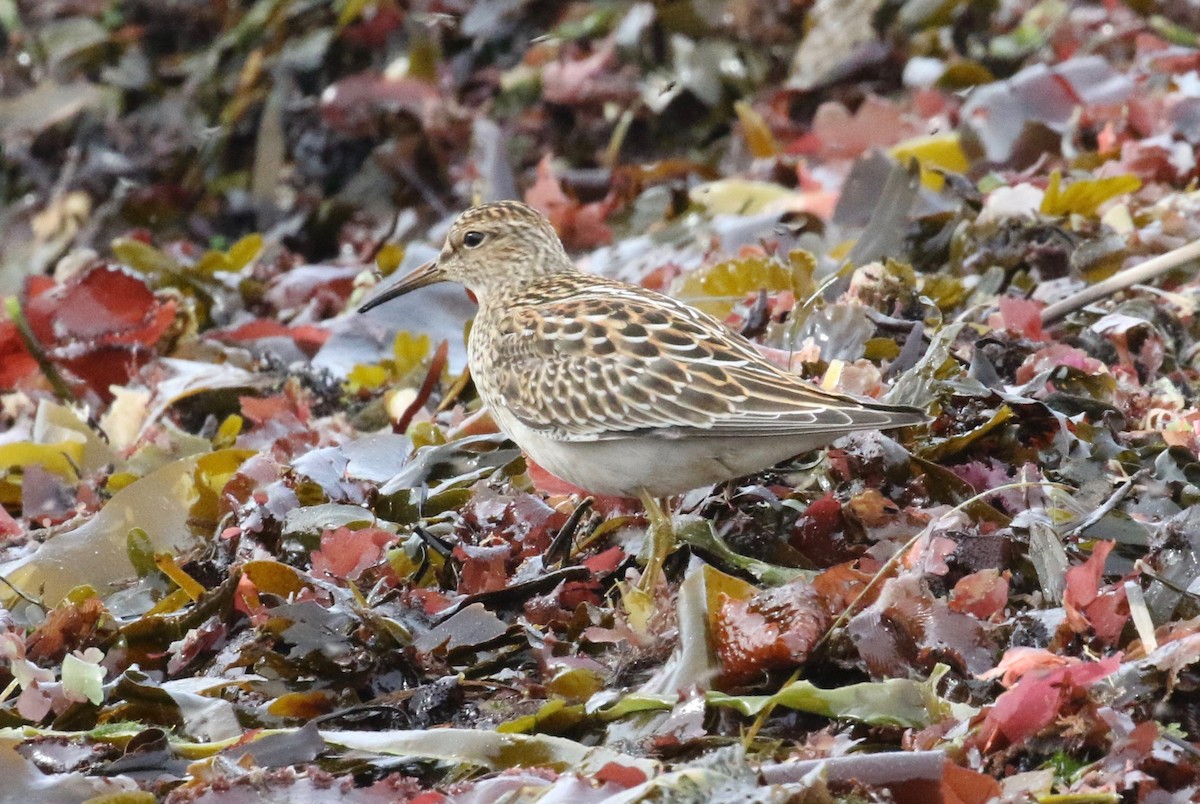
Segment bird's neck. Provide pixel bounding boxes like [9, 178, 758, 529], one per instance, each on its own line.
[474, 266, 576, 305]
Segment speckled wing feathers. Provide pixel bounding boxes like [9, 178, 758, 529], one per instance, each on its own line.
[479, 275, 922, 443]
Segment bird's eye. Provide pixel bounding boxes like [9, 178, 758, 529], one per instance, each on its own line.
[462, 230, 486, 248]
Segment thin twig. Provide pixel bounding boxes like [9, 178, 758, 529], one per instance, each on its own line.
[0, 572, 43, 609]
[435, 364, 474, 414]
[3, 296, 75, 403]
[362, 207, 405, 265]
[547, 497, 594, 567]
[1064, 474, 1137, 539]
[1041, 239, 1200, 325]
[395, 339, 449, 434]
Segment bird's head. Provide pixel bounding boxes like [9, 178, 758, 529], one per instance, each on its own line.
[359, 201, 574, 312]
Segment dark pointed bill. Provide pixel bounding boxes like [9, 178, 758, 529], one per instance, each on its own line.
[358, 260, 441, 313]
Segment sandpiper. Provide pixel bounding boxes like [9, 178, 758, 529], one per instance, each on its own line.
[360, 201, 925, 580]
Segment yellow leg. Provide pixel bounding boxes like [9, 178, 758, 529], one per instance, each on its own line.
[638, 490, 673, 591]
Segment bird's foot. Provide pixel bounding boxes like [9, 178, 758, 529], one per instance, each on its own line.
[638, 490, 674, 592]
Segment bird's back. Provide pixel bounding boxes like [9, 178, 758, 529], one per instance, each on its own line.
[470, 271, 926, 445]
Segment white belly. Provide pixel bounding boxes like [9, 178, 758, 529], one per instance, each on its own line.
[492, 407, 822, 497]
